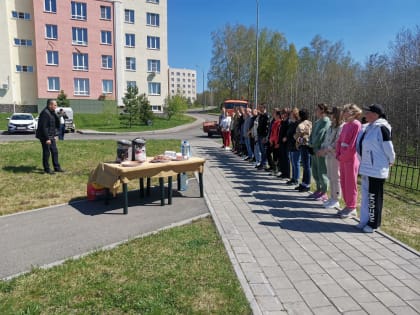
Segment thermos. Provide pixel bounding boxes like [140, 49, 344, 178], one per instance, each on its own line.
[181, 140, 191, 159]
[132, 138, 146, 162]
[116, 139, 131, 162]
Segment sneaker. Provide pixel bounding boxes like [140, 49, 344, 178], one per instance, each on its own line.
[286, 179, 296, 185]
[294, 184, 304, 190]
[324, 200, 340, 209]
[308, 191, 322, 199]
[316, 193, 328, 202]
[362, 225, 374, 233]
[298, 186, 310, 192]
[340, 208, 357, 218]
[254, 163, 261, 168]
[242, 156, 250, 161]
[225, 147, 231, 151]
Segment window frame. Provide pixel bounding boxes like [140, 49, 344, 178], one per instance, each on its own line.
[125, 33, 135, 47]
[101, 55, 113, 69]
[71, 1, 87, 20]
[74, 78, 90, 96]
[46, 51, 59, 66]
[127, 81, 137, 89]
[146, 12, 160, 26]
[14, 38, 33, 47]
[44, 0, 57, 13]
[125, 57, 136, 71]
[148, 82, 161, 95]
[72, 27, 88, 45]
[146, 0, 160, 4]
[100, 5, 111, 20]
[72, 53, 89, 71]
[16, 65, 34, 73]
[102, 80, 113, 94]
[101, 30, 112, 45]
[147, 36, 160, 50]
[47, 77, 60, 91]
[45, 24, 58, 39]
[124, 9, 135, 23]
[147, 59, 161, 73]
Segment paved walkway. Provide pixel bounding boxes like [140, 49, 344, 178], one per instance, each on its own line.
[192, 138, 420, 315]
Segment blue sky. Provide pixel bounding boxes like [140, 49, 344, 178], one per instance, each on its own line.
[167, 0, 420, 91]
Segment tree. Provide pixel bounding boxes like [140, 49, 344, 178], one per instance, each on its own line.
[164, 95, 188, 120]
[120, 85, 140, 128]
[57, 90, 70, 107]
[138, 93, 154, 124]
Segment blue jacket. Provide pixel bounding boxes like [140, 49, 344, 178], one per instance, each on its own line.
[357, 118, 395, 178]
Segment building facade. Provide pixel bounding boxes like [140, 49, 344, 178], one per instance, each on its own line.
[0, 0, 168, 113]
[168, 67, 197, 103]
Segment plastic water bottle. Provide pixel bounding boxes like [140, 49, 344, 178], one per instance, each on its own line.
[181, 140, 191, 159]
[180, 173, 188, 191]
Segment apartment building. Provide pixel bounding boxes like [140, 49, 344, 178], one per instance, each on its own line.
[0, 0, 168, 113]
[168, 68, 197, 103]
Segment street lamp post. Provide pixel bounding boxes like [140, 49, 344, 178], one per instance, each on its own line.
[255, 0, 259, 109]
[196, 65, 205, 111]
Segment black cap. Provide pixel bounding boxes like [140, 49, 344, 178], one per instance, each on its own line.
[363, 104, 385, 117]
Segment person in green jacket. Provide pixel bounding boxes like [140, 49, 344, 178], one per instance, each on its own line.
[308, 103, 331, 201]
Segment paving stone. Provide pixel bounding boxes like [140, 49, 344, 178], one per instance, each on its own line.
[363, 265, 389, 276]
[376, 274, 404, 288]
[330, 296, 362, 312]
[250, 283, 275, 296]
[390, 285, 420, 301]
[360, 279, 389, 293]
[310, 273, 336, 285]
[319, 283, 348, 298]
[311, 305, 340, 315]
[293, 279, 321, 294]
[388, 268, 414, 280]
[326, 267, 352, 280]
[246, 271, 269, 284]
[275, 288, 303, 303]
[301, 291, 331, 308]
[389, 305, 420, 315]
[402, 278, 420, 292]
[255, 296, 284, 312]
[282, 301, 313, 315]
[345, 288, 378, 303]
[285, 269, 311, 282]
[270, 276, 294, 290]
[373, 291, 406, 307]
[351, 269, 375, 281]
[343, 310, 368, 315]
[406, 299, 420, 312]
[236, 253, 257, 263]
[338, 277, 364, 290]
[301, 263, 325, 275]
[359, 302, 394, 315]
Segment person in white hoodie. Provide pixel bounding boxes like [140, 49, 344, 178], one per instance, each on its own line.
[356, 104, 395, 233]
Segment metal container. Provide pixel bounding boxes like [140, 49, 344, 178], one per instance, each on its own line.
[131, 138, 146, 162]
[116, 139, 131, 162]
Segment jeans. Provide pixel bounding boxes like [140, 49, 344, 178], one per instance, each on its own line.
[244, 137, 253, 158]
[41, 138, 61, 171]
[300, 145, 311, 186]
[258, 138, 267, 165]
[289, 150, 301, 181]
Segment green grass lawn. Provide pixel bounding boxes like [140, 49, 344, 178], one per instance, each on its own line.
[0, 217, 252, 315]
[0, 113, 195, 133]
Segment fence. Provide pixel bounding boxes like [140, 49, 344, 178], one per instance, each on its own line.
[388, 155, 420, 191]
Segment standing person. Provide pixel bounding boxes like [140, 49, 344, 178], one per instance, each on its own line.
[286, 108, 300, 186]
[266, 108, 279, 172]
[336, 104, 362, 218]
[308, 103, 331, 201]
[251, 108, 261, 166]
[220, 108, 232, 150]
[277, 108, 290, 179]
[268, 110, 281, 175]
[294, 109, 312, 192]
[257, 103, 269, 170]
[36, 99, 64, 174]
[58, 108, 68, 140]
[356, 104, 395, 233]
[242, 107, 254, 161]
[317, 106, 344, 209]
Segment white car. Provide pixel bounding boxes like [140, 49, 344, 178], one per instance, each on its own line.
[7, 113, 37, 134]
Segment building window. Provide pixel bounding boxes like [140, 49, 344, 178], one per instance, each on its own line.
[100, 6, 111, 20]
[46, 51, 59, 65]
[148, 82, 161, 95]
[126, 57, 136, 71]
[45, 24, 58, 39]
[44, 0, 57, 13]
[151, 105, 162, 112]
[74, 78, 89, 96]
[147, 59, 160, 73]
[125, 34, 135, 47]
[124, 9, 134, 23]
[102, 80, 113, 94]
[47, 77, 60, 91]
[12, 11, 31, 20]
[146, 13, 160, 26]
[72, 27, 88, 45]
[16, 65, 34, 73]
[71, 1, 87, 20]
[147, 36, 160, 49]
[101, 55, 112, 69]
[14, 38, 33, 47]
[73, 53, 88, 71]
[127, 81, 137, 89]
[146, 0, 160, 4]
[101, 31, 112, 45]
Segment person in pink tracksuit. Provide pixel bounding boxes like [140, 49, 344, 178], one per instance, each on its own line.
[336, 104, 362, 218]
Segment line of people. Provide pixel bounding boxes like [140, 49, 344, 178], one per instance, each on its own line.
[219, 102, 395, 233]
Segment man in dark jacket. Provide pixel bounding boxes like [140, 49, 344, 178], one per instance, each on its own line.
[257, 103, 269, 169]
[36, 99, 63, 174]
